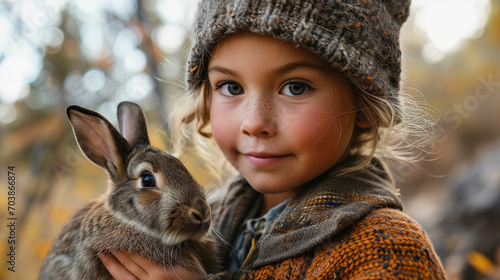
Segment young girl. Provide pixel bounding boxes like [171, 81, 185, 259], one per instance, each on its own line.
[100, 0, 447, 279]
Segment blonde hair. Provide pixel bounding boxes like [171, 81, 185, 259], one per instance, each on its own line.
[169, 80, 436, 182]
[169, 82, 234, 182]
[343, 88, 437, 177]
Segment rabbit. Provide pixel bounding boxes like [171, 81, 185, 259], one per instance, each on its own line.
[39, 102, 219, 280]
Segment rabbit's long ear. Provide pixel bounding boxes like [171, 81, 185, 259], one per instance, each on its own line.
[117, 102, 150, 146]
[66, 105, 130, 179]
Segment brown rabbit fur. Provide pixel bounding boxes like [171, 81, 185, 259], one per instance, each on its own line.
[39, 102, 219, 279]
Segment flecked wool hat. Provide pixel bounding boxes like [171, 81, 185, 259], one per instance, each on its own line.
[186, 0, 411, 106]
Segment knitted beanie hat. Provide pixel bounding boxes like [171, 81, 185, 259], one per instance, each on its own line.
[186, 0, 411, 106]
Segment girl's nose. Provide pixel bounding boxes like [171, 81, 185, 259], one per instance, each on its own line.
[240, 96, 277, 138]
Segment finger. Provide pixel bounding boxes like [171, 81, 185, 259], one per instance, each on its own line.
[98, 252, 139, 280]
[122, 251, 158, 271]
[122, 252, 201, 280]
[158, 266, 199, 280]
[113, 251, 149, 279]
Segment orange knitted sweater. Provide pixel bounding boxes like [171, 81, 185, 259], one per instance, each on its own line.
[207, 161, 447, 279]
[238, 208, 444, 279]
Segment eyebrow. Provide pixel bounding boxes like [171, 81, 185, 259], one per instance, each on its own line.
[208, 60, 331, 77]
[273, 61, 331, 75]
[208, 65, 238, 76]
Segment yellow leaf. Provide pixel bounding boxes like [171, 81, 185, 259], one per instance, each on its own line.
[467, 250, 495, 275]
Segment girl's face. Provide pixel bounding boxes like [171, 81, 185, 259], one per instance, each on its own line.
[208, 33, 359, 201]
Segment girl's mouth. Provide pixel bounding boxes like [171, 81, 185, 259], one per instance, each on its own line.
[243, 152, 289, 167]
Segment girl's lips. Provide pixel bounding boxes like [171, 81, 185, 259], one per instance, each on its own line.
[243, 152, 289, 167]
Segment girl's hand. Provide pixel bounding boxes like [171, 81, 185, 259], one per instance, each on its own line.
[98, 251, 199, 280]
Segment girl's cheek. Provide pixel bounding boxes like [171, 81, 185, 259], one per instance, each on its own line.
[293, 108, 351, 152]
[210, 104, 235, 146]
[284, 106, 330, 143]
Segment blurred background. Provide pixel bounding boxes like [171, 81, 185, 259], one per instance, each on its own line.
[0, 0, 499, 279]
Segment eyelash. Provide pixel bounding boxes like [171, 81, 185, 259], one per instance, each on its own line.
[213, 79, 314, 96]
[213, 80, 232, 91]
[282, 79, 314, 95]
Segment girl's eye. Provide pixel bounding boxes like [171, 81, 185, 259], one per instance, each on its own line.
[141, 173, 156, 189]
[281, 82, 309, 96]
[217, 82, 244, 96]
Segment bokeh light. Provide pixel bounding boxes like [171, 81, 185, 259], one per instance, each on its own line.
[413, 0, 491, 63]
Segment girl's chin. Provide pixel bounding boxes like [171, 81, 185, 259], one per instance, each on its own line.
[246, 178, 302, 197]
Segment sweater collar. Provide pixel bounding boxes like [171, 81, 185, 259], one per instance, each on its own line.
[212, 158, 403, 269]
[252, 159, 403, 267]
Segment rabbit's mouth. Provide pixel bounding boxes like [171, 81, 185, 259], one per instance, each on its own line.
[186, 219, 211, 240]
[160, 204, 211, 245]
[177, 210, 211, 239]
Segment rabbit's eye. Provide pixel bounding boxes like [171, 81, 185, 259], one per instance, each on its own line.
[141, 173, 156, 189]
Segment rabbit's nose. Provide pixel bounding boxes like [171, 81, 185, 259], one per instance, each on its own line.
[191, 198, 211, 223]
[189, 209, 204, 223]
